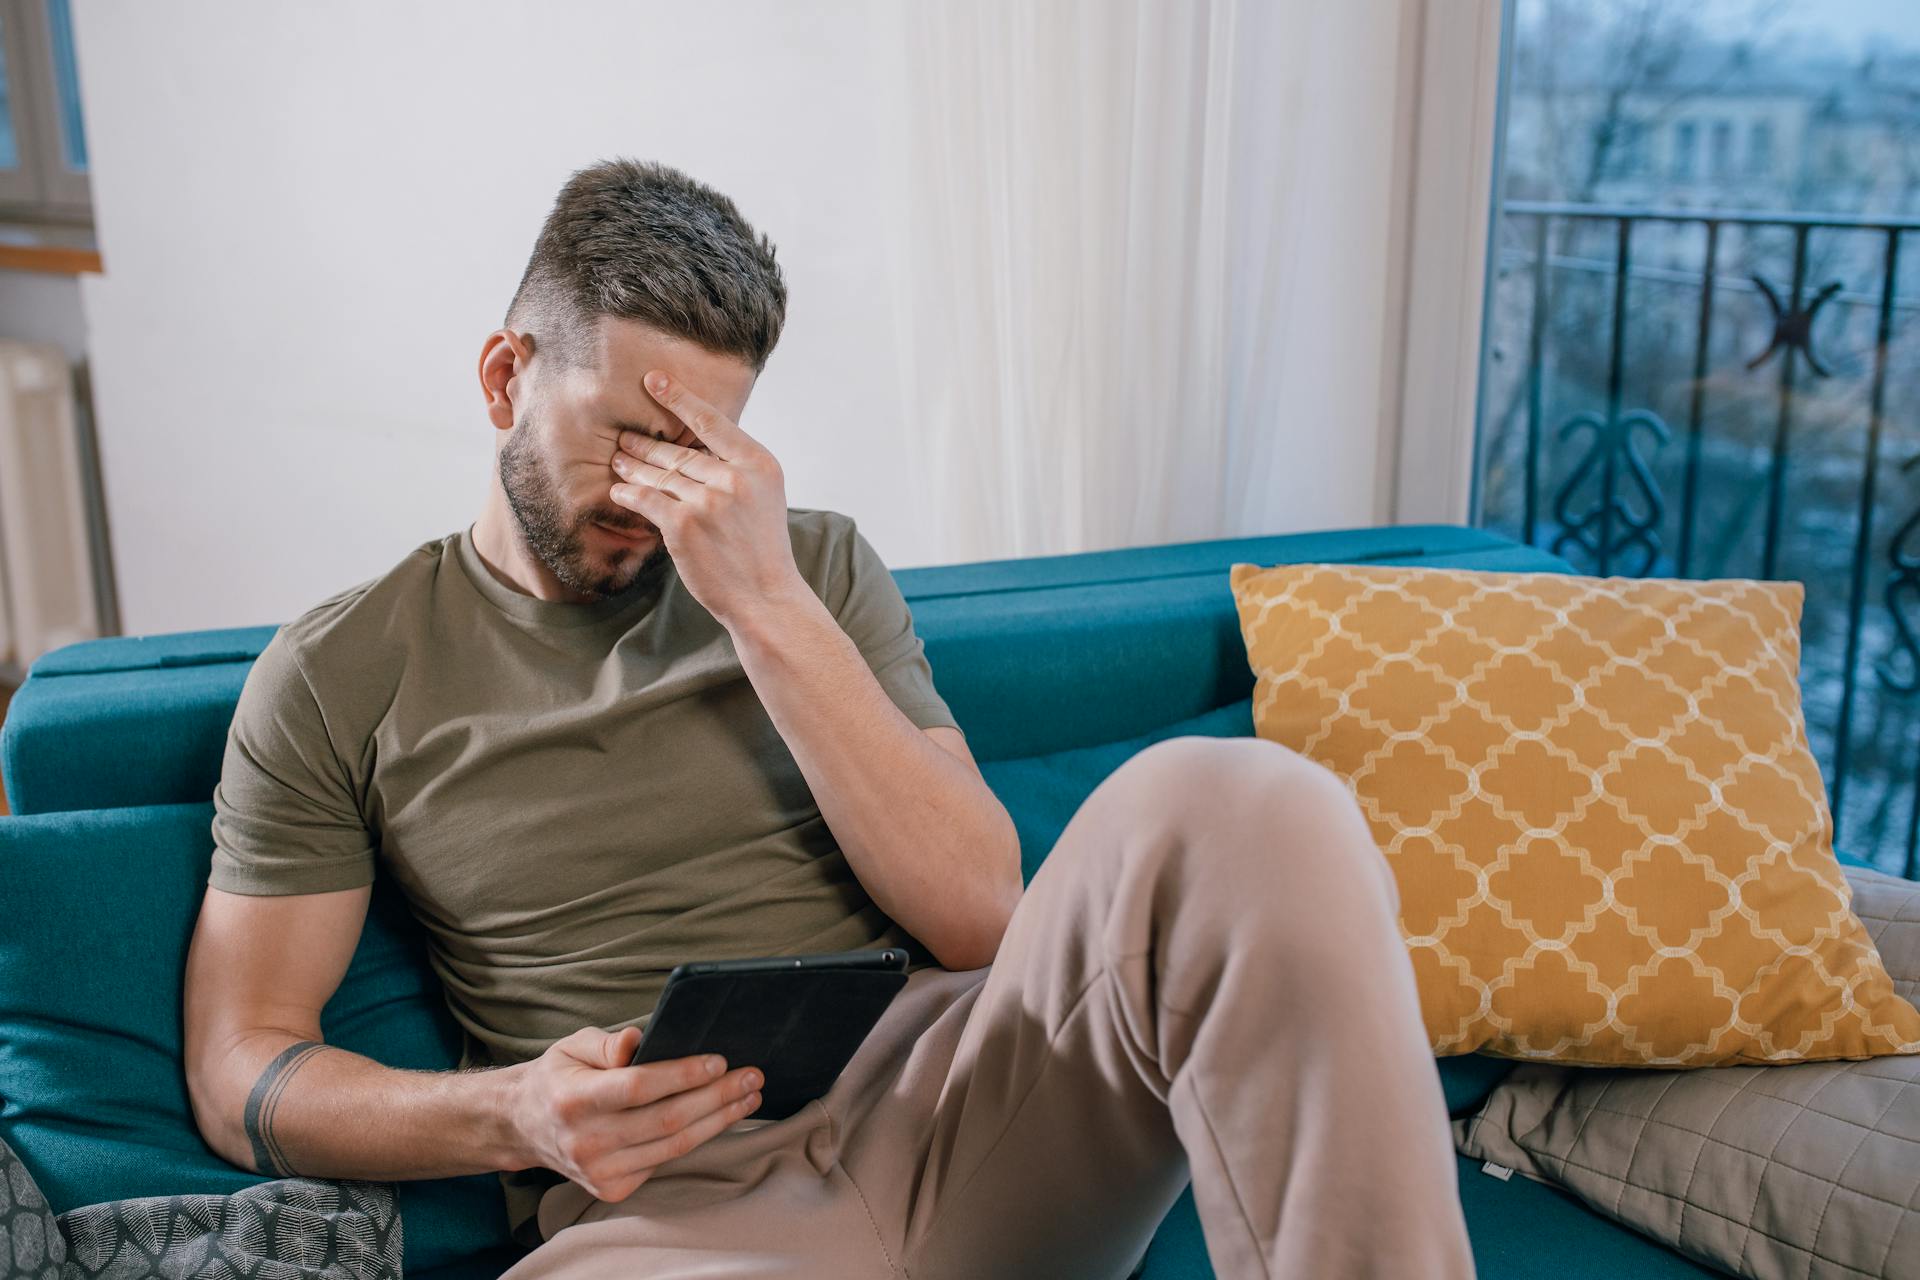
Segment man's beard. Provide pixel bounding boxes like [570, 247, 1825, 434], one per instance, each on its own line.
[498, 413, 670, 600]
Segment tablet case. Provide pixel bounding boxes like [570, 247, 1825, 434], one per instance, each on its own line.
[631, 956, 911, 1120]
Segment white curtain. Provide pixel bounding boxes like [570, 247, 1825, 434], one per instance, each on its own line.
[877, 0, 1410, 563]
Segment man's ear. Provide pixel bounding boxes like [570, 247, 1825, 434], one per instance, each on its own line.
[478, 329, 536, 432]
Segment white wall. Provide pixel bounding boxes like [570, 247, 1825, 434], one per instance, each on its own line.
[0, 271, 86, 361]
[73, 0, 1427, 635]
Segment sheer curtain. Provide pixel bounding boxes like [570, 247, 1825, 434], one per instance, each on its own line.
[876, 0, 1410, 562]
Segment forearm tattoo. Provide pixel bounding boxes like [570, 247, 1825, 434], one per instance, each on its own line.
[242, 1039, 331, 1176]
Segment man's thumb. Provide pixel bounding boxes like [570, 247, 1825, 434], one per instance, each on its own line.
[596, 1025, 640, 1068]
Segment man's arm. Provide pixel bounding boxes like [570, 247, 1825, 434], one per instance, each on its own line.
[183, 884, 767, 1201]
[610, 371, 1024, 972]
[183, 883, 518, 1180]
[728, 595, 1022, 971]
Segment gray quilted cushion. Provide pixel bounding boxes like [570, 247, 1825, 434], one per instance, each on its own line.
[1455, 865, 1920, 1280]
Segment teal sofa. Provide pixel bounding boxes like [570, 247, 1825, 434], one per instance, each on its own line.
[1, 523, 1744, 1279]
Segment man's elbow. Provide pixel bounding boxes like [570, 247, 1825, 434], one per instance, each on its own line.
[184, 1023, 291, 1173]
[932, 922, 1007, 973]
[934, 831, 1024, 971]
[184, 1051, 247, 1170]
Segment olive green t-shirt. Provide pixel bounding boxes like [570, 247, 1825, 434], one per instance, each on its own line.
[207, 507, 959, 1243]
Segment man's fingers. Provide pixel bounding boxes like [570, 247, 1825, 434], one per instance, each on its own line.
[616, 431, 722, 487]
[643, 371, 753, 462]
[589, 1053, 727, 1111]
[602, 1082, 765, 1176]
[611, 477, 679, 523]
[613, 448, 704, 501]
[634, 1066, 760, 1131]
[558, 1024, 640, 1069]
[572, 1060, 760, 1149]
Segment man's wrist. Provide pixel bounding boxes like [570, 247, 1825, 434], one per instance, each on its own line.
[465, 1061, 533, 1173]
[723, 578, 834, 656]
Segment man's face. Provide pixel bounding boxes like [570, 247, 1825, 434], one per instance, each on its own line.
[498, 316, 757, 599]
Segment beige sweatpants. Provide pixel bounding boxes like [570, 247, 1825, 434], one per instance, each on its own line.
[499, 736, 1476, 1280]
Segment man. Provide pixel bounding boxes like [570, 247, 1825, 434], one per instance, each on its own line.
[182, 158, 1475, 1279]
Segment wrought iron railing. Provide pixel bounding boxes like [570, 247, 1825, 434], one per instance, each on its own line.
[1481, 200, 1920, 878]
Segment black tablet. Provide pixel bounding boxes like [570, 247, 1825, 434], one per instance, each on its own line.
[628, 947, 911, 1121]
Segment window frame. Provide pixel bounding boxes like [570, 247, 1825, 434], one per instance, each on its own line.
[0, 0, 90, 226]
[1385, 0, 1509, 526]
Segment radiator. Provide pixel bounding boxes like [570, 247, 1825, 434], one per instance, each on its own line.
[0, 340, 101, 672]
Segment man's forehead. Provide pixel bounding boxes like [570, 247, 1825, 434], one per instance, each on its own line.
[579, 315, 756, 419]
[579, 378, 678, 438]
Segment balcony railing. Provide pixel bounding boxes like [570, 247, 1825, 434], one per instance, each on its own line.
[1479, 200, 1920, 879]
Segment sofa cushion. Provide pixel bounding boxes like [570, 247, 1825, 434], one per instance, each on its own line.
[1133, 1158, 1724, 1280]
[1453, 1154, 1723, 1279]
[55, 1170, 403, 1280]
[0, 663, 258, 816]
[1, 626, 280, 818]
[1461, 1054, 1920, 1280]
[0, 804, 512, 1276]
[1230, 562, 1920, 1067]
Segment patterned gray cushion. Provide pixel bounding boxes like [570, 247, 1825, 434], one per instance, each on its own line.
[0, 1134, 401, 1280]
[1455, 865, 1920, 1280]
[0, 1144, 64, 1280]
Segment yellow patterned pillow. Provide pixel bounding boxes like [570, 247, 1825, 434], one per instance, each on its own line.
[1228, 562, 1920, 1067]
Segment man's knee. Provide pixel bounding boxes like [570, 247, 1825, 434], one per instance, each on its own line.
[1097, 735, 1399, 918]
[1076, 737, 1412, 1024]
[1106, 735, 1362, 842]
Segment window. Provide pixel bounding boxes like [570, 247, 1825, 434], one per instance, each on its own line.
[0, 0, 89, 223]
[1672, 120, 1697, 179]
[0, 38, 19, 172]
[1622, 119, 1650, 175]
[1708, 118, 1733, 177]
[1747, 119, 1774, 176]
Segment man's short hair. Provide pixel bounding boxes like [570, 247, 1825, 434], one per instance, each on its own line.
[505, 158, 788, 372]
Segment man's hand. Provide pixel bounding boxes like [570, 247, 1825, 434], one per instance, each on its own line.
[504, 1025, 764, 1204]
[609, 370, 809, 628]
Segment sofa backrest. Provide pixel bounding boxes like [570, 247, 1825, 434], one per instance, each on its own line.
[0, 523, 1570, 816]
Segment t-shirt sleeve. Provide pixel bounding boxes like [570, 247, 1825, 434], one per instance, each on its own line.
[825, 518, 961, 735]
[208, 629, 377, 895]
